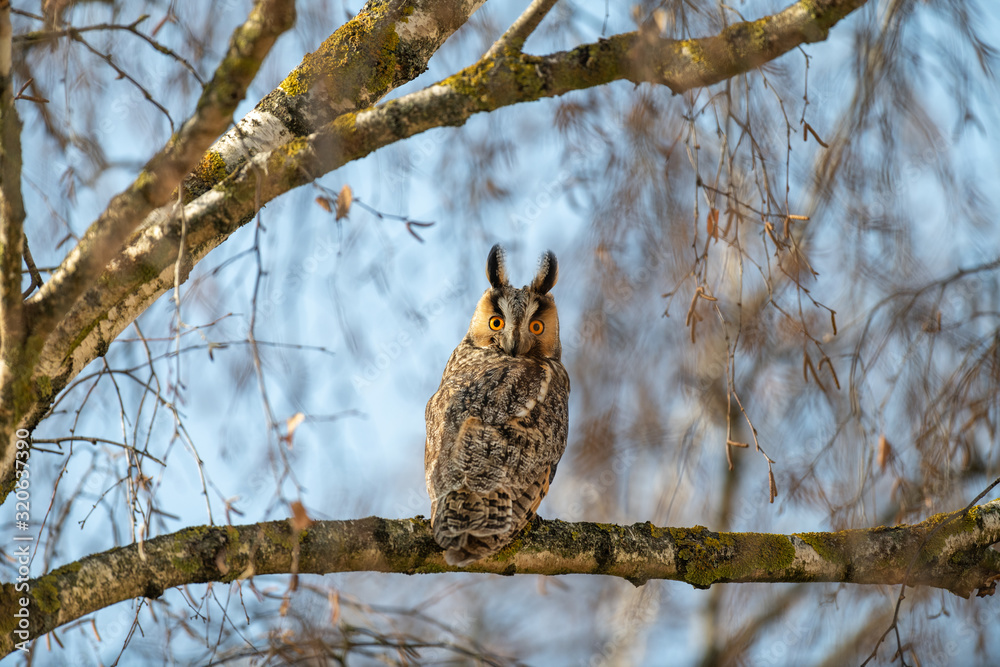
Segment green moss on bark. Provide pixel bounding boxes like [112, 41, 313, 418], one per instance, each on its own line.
[278, 1, 404, 106]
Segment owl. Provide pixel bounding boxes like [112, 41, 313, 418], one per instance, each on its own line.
[425, 244, 570, 566]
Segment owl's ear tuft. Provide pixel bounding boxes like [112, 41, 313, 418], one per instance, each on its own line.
[530, 250, 558, 294]
[486, 244, 509, 288]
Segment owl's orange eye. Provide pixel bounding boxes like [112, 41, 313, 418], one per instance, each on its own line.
[529, 319, 544, 335]
[489, 316, 505, 331]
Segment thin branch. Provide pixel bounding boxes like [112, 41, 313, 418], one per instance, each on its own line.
[484, 0, 560, 59]
[1, 0, 870, 502]
[23, 0, 295, 338]
[68, 30, 175, 131]
[20, 236, 42, 298]
[31, 436, 166, 466]
[14, 17, 205, 85]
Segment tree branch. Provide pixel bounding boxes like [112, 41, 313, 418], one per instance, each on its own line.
[0, 0, 28, 492]
[483, 0, 559, 60]
[23, 0, 295, 336]
[3, 499, 998, 657]
[1, 0, 868, 501]
[0, 0, 23, 337]
[4, 0, 489, 468]
[183, 0, 489, 200]
[0, 0, 294, 499]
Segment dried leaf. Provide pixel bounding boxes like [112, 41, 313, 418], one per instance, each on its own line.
[764, 221, 782, 248]
[652, 9, 667, 33]
[281, 412, 306, 448]
[877, 434, 891, 471]
[406, 220, 434, 242]
[329, 590, 341, 626]
[803, 122, 830, 147]
[315, 196, 332, 213]
[803, 354, 827, 392]
[697, 287, 717, 302]
[685, 290, 699, 326]
[290, 500, 313, 531]
[707, 208, 719, 240]
[335, 184, 352, 220]
[286, 412, 305, 438]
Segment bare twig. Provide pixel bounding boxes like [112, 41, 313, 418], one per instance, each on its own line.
[31, 437, 166, 466]
[484, 0, 560, 59]
[14, 16, 205, 85]
[24, 0, 295, 339]
[20, 235, 42, 298]
[328, 188, 436, 243]
[68, 30, 175, 131]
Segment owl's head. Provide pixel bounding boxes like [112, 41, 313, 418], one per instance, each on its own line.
[467, 244, 561, 360]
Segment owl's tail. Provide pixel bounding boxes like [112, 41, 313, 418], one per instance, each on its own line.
[432, 488, 513, 566]
[431, 465, 555, 566]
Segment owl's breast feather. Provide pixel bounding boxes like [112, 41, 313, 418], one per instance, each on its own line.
[513, 364, 551, 418]
[438, 352, 558, 427]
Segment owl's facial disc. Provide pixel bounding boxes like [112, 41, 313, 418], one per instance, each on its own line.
[468, 282, 560, 360]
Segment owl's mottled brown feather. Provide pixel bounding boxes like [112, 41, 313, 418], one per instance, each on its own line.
[426, 245, 569, 567]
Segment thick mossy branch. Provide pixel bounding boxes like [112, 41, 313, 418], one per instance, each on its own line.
[2, 499, 998, 657]
[24, 0, 295, 335]
[0, 0, 295, 502]
[3, 2, 488, 478]
[632, 0, 869, 92]
[185, 0, 488, 199]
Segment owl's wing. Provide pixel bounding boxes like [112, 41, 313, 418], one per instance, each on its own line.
[427, 355, 569, 566]
[431, 409, 560, 566]
[433, 463, 552, 567]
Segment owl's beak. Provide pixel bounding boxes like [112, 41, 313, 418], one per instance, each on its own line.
[515, 333, 533, 356]
[499, 327, 532, 356]
[500, 329, 518, 355]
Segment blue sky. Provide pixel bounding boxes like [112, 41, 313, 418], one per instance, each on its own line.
[6, 0, 1000, 664]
